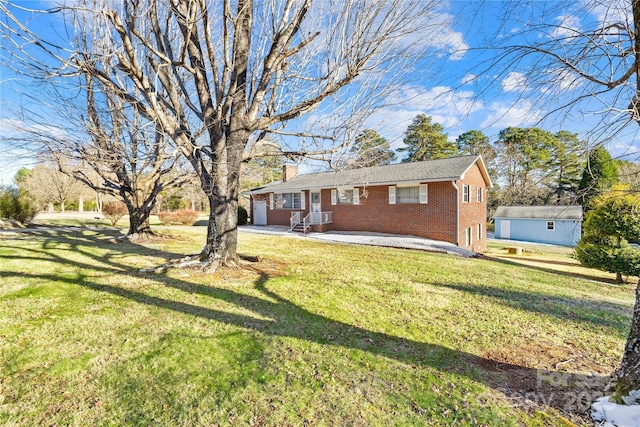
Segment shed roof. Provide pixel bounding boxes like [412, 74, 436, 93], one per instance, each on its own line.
[493, 205, 583, 220]
[249, 155, 491, 194]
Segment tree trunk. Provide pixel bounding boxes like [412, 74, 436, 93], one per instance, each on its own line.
[612, 278, 640, 403]
[197, 131, 245, 271]
[126, 206, 153, 237]
[200, 192, 238, 270]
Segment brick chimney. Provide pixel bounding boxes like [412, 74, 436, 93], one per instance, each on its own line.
[283, 164, 298, 182]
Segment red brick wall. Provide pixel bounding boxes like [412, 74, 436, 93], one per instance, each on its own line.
[324, 183, 458, 244]
[457, 163, 488, 252]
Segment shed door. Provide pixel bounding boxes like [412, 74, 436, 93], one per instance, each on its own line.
[500, 220, 511, 239]
[253, 201, 267, 225]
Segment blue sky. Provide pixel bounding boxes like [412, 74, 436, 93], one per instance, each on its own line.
[1, 0, 639, 185]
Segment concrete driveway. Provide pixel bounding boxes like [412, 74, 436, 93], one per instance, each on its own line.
[239, 225, 476, 257]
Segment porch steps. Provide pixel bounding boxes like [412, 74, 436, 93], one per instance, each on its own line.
[291, 223, 310, 233]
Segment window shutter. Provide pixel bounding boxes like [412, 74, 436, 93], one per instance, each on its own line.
[419, 184, 428, 204]
[353, 188, 359, 205]
[388, 186, 396, 204]
[300, 191, 306, 210]
[331, 189, 337, 205]
[269, 194, 274, 210]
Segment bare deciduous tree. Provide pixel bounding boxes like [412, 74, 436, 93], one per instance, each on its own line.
[23, 159, 83, 212]
[7, 0, 440, 270]
[68, 75, 186, 238]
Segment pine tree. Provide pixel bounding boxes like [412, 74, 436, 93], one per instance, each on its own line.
[577, 146, 619, 209]
[399, 114, 456, 162]
[348, 129, 396, 168]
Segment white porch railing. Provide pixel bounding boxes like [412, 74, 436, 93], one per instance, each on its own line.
[290, 211, 333, 233]
[308, 211, 332, 225]
[290, 211, 301, 230]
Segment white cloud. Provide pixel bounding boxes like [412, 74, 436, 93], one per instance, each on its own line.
[543, 67, 584, 93]
[501, 71, 527, 93]
[550, 14, 582, 39]
[360, 83, 484, 147]
[461, 73, 477, 86]
[480, 100, 543, 130]
[438, 29, 469, 61]
[411, 12, 469, 61]
[586, 0, 630, 25]
[0, 117, 69, 141]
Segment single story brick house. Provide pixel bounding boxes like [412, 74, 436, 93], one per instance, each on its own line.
[493, 205, 583, 247]
[248, 155, 492, 252]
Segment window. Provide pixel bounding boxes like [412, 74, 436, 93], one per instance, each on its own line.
[547, 221, 555, 231]
[476, 187, 483, 202]
[397, 186, 420, 204]
[274, 192, 302, 209]
[338, 189, 353, 204]
[311, 192, 321, 205]
[477, 223, 483, 240]
[463, 185, 470, 203]
[389, 184, 427, 204]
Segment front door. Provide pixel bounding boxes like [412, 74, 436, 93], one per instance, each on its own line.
[310, 191, 321, 213]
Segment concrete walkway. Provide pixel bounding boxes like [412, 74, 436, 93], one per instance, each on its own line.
[239, 225, 477, 257]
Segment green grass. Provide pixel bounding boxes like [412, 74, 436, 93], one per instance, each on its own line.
[0, 221, 635, 426]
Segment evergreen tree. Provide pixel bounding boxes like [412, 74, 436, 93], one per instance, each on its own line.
[457, 129, 497, 180]
[577, 146, 619, 209]
[456, 130, 496, 163]
[348, 129, 396, 168]
[546, 131, 585, 204]
[575, 187, 640, 283]
[399, 114, 456, 162]
[495, 127, 556, 204]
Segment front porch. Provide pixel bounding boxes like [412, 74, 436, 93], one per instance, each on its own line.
[290, 211, 333, 234]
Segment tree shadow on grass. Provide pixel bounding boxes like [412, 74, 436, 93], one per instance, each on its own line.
[0, 227, 616, 420]
[431, 281, 632, 331]
[485, 255, 632, 286]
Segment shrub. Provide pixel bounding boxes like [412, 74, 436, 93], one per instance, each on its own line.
[102, 201, 128, 226]
[238, 206, 248, 225]
[158, 209, 199, 226]
[166, 195, 188, 211]
[0, 186, 37, 225]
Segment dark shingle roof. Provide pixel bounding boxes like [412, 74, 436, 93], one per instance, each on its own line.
[250, 155, 488, 194]
[493, 205, 583, 220]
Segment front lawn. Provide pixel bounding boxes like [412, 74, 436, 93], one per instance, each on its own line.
[0, 224, 634, 426]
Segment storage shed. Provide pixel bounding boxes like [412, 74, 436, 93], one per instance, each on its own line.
[493, 205, 583, 247]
